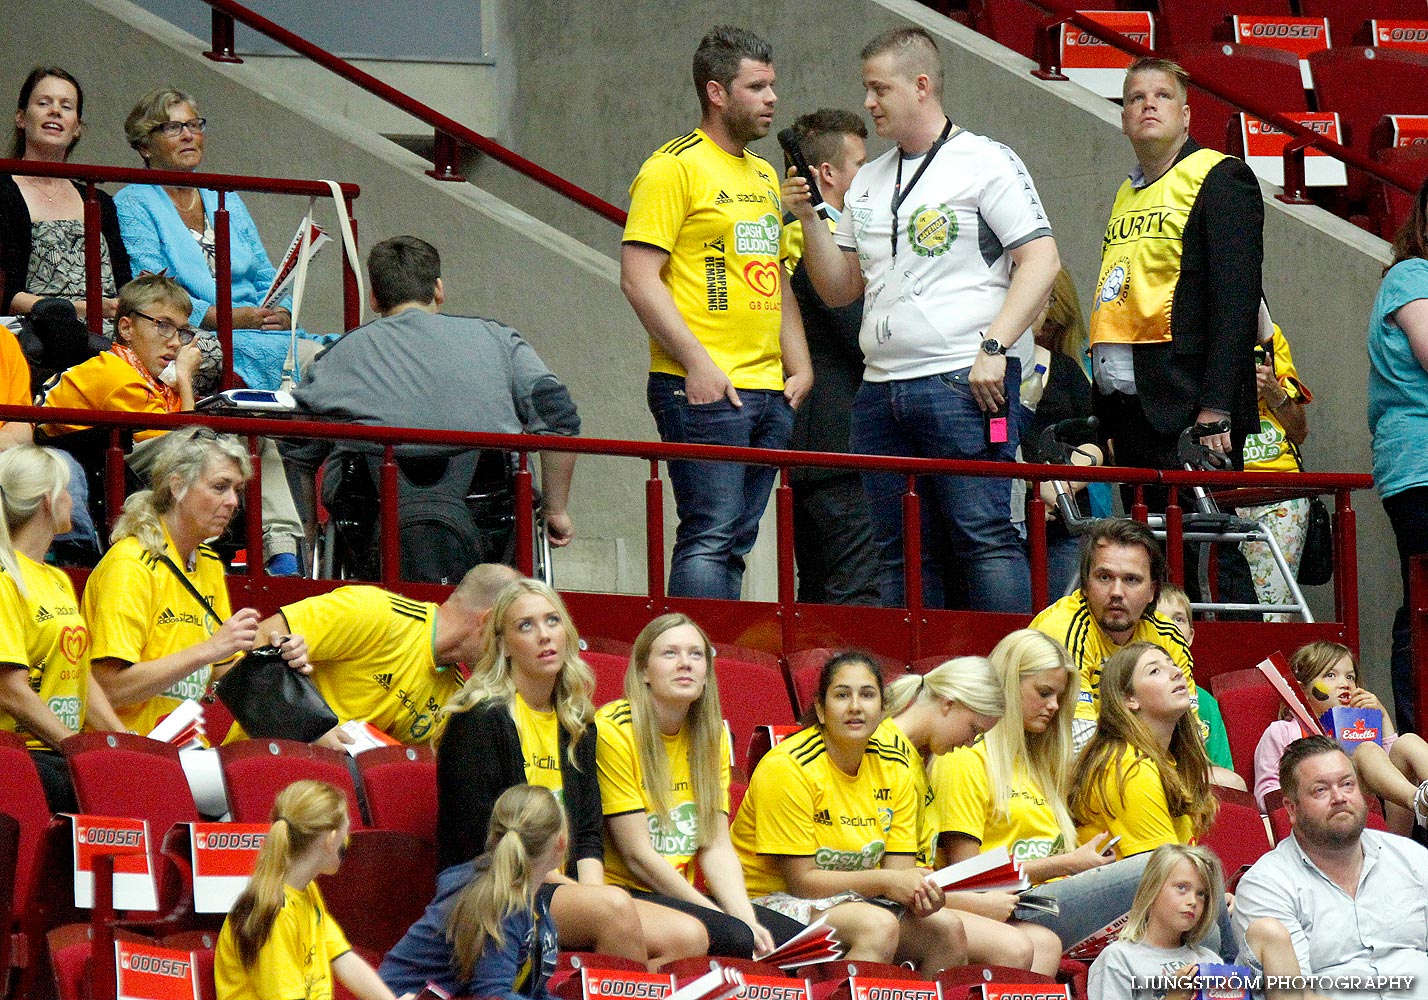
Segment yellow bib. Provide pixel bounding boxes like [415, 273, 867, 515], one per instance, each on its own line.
[1089, 148, 1226, 347]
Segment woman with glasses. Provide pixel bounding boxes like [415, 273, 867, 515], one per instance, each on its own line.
[2, 66, 131, 406]
[114, 87, 323, 395]
[39, 273, 304, 573]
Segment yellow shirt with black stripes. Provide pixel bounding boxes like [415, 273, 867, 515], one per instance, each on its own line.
[731, 722, 920, 897]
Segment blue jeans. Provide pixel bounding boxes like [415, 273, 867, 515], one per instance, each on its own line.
[647, 374, 795, 600]
[849, 363, 1031, 612]
[54, 450, 100, 553]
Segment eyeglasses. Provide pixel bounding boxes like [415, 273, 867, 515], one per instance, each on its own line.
[131, 310, 198, 344]
[150, 118, 207, 138]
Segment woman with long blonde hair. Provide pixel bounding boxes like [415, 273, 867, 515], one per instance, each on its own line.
[381, 785, 566, 999]
[436, 579, 703, 969]
[595, 614, 801, 957]
[214, 780, 396, 1000]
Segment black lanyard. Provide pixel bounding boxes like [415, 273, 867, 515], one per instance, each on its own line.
[891, 117, 956, 258]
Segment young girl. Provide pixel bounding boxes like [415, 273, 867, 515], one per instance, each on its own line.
[1069, 642, 1217, 860]
[1087, 844, 1225, 1000]
[886, 658, 1061, 975]
[0, 445, 124, 810]
[731, 652, 967, 974]
[380, 785, 565, 1000]
[214, 780, 397, 1000]
[436, 579, 700, 968]
[1252, 640, 1428, 832]
[595, 613, 800, 957]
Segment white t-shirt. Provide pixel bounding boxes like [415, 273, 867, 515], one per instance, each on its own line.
[835, 128, 1052, 382]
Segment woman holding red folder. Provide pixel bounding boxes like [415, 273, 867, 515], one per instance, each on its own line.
[731, 652, 967, 973]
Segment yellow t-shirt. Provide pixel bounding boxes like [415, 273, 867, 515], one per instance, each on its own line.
[39, 350, 177, 441]
[214, 882, 350, 1000]
[594, 698, 732, 891]
[1074, 744, 1194, 861]
[279, 586, 453, 744]
[1243, 326, 1312, 474]
[0, 553, 92, 749]
[83, 529, 233, 737]
[1030, 590, 1200, 733]
[883, 718, 940, 869]
[731, 724, 919, 897]
[624, 128, 785, 390]
[935, 742, 1067, 867]
[512, 692, 563, 800]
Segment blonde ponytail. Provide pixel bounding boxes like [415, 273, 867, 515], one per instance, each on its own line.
[228, 780, 346, 968]
[887, 656, 1005, 719]
[447, 785, 565, 981]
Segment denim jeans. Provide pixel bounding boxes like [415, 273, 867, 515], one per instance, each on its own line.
[54, 449, 100, 553]
[647, 373, 795, 600]
[848, 362, 1031, 612]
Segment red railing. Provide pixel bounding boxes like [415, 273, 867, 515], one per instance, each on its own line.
[2, 404, 1372, 660]
[1008, 0, 1417, 203]
[0, 157, 361, 388]
[195, 0, 627, 226]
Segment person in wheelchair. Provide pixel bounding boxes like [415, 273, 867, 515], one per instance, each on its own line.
[285, 236, 579, 584]
[37, 272, 305, 573]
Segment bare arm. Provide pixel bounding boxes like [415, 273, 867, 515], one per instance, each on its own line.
[606, 811, 715, 907]
[0, 421, 33, 450]
[91, 608, 260, 709]
[331, 950, 399, 1000]
[781, 169, 864, 308]
[620, 243, 739, 406]
[698, 814, 775, 956]
[774, 853, 940, 915]
[83, 673, 128, 733]
[0, 665, 75, 748]
[1394, 298, 1428, 373]
[967, 235, 1061, 412]
[1256, 362, 1307, 447]
[539, 450, 576, 547]
[574, 857, 605, 887]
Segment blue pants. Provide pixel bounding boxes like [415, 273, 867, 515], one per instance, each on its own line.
[647, 374, 795, 600]
[849, 363, 1031, 612]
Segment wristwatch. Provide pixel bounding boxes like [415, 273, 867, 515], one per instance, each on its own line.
[980, 337, 1007, 357]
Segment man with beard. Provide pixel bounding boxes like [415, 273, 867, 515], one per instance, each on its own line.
[621, 25, 811, 600]
[1233, 736, 1428, 997]
[1030, 517, 1198, 750]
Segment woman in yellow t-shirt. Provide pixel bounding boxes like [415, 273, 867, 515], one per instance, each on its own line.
[0, 445, 124, 810]
[596, 613, 802, 958]
[732, 652, 966, 973]
[437, 579, 705, 969]
[1069, 641, 1216, 860]
[885, 656, 1062, 975]
[215, 779, 396, 1000]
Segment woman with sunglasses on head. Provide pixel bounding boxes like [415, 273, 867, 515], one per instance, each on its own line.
[39, 273, 305, 573]
[114, 87, 326, 395]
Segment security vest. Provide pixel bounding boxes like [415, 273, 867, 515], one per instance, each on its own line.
[1088, 147, 1227, 346]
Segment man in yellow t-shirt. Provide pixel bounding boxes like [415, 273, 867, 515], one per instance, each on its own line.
[251, 563, 517, 748]
[620, 26, 811, 600]
[1030, 517, 1198, 751]
[730, 724, 919, 897]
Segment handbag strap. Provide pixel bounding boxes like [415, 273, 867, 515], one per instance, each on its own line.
[280, 180, 364, 391]
[155, 553, 223, 628]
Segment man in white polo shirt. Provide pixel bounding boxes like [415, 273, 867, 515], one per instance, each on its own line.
[785, 26, 1060, 613]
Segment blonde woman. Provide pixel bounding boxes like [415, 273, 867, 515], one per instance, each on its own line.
[0, 445, 124, 810]
[886, 657, 1061, 975]
[381, 785, 565, 999]
[214, 780, 396, 1000]
[436, 579, 704, 969]
[595, 614, 801, 958]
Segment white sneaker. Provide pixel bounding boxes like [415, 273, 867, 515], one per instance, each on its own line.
[1414, 779, 1428, 829]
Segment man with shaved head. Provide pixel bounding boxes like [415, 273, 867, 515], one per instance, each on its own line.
[786, 26, 1060, 613]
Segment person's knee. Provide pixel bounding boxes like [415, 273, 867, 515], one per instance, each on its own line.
[927, 910, 968, 964]
[988, 927, 1034, 970]
[650, 911, 709, 962]
[848, 906, 900, 963]
[585, 886, 641, 944]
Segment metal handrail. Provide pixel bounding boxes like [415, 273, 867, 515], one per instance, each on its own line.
[196, 0, 627, 225]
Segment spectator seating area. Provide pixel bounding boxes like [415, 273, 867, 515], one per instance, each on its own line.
[929, 0, 1428, 236]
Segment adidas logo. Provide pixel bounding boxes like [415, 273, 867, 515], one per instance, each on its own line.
[34, 607, 52, 623]
[714, 190, 732, 205]
[157, 608, 179, 625]
[813, 809, 832, 826]
[373, 672, 394, 690]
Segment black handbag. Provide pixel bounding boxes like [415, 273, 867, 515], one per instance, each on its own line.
[156, 555, 338, 742]
[1296, 495, 1334, 586]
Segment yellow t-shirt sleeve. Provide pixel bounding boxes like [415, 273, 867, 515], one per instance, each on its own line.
[623, 154, 690, 253]
[719, 725, 732, 814]
[315, 886, 350, 958]
[781, 218, 805, 274]
[748, 752, 818, 857]
[0, 570, 30, 667]
[82, 552, 155, 665]
[0, 328, 28, 410]
[282, 587, 384, 664]
[595, 712, 646, 816]
[886, 762, 920, 856]
[936, 747, 991, 843]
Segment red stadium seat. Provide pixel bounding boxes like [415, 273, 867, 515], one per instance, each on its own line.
[0, 813, 17, 998]
[1300, 0, 1428, 49]
[1177, 43, 1308, 152]
[581, 650, 629, 708]
[583, 636, 634, 658]
[0, 732, 68, 1000]
[1373, 145, 1428, 238]
[355, 744, 436, 841]
[790, 648, 905, 714]
[715, 656, 795, 774]
[1209, 668, 1281, 782]
[1203, 786, 1272, 886]
[970, 0, 1045, 59]
[60, 733, 198, 840]
[547, 951, 648, 1000]
[315, 829, 435, 957]
[217, 739, 364, 828]
[1156, 0, 1294, 54]
[661, 956, 773, 979]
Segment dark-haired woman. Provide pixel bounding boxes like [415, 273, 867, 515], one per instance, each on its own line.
[1370, 182, 1428, 733]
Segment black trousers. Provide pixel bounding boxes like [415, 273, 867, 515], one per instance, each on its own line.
[630, 889, 806, 957]
[792, 475, 880, 606]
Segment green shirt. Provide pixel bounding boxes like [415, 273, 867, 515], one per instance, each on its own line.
[1196, 689, 1233, 771]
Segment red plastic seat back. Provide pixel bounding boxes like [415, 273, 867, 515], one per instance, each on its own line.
[60, 732, 199, 840]
[1156, 0, 1293, 53]
[355, 745, 436, 841]
[1300, 0, 1427, 48]
[217, 739, 363, 827]
[1310, 46, 1428, 205]
[1374, 145, 1428, 239]
[715, 656, 795, 774]
[1203, 789, 1272, 879]
[1210, 668, 1282, 781]
[1178, 43, 1308, 153]
[0, 732, 55, 922]
[581, 650, 629, 709]
[970, 0, 1045, 60]
[315, 829, 435, 957]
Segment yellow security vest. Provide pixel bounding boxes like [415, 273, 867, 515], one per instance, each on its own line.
[1088, 147, 1227, 346]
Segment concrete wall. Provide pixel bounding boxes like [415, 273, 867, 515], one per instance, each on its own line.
[490, 0, 1400, 691]
[1, 0, 654, 596]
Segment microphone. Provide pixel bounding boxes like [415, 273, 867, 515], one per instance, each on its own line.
[777, 128, 830, 220]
